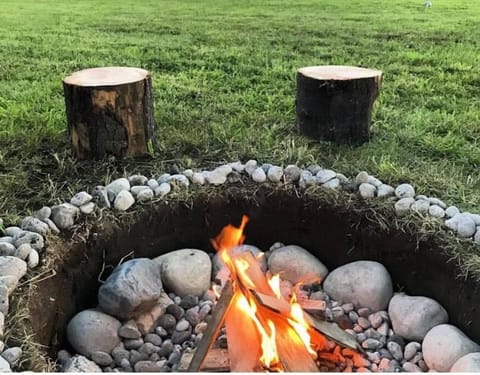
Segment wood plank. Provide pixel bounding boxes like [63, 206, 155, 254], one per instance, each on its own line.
[187, 280, 234, 372]
[179, 348, 230, 372]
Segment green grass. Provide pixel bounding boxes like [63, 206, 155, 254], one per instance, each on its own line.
[0, 0, 479, 221]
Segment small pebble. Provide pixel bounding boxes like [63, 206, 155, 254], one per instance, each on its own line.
[387, 341, 403, 361]
[362, 339, 382, 350]
[144, 333, 162, 346]
[358, 317, 371, 329]
[175, 319, 190, 332]
[404, 341, 421, 361]
[357, 307, 371, 318]
[403, 362, 422, 372]
[124, 338, 144, 350]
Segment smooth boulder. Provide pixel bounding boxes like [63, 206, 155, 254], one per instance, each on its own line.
[450, 352, 480, 372]
[267, 245, 328, 284]
[66, 309, 121, 357]
[388, 293, 448, 341]
[323, 261, 393, 311]
[154, 249, 211, 297]
[422, 324, 480, 371]
[98, 258, 163, 319]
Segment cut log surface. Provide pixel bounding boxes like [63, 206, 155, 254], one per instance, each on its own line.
[63, 67, 157, 159]
[296, 65, 382, 145]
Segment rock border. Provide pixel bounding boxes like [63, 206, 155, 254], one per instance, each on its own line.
[1, 160, 480, 372]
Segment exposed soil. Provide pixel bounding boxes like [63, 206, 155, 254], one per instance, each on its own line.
[22, 185, 480, 369]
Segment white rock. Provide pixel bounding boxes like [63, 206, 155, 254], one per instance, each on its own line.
[0, 256, 27, 280]
[229, 161, 245, 173]
[51, 203, 80, 229]
[79, 202, 95, 215]
[411, 199, 430, 214]
[323, 178, 340, 189]
[367, 176, 383, 187]
[157, 173, 171, 184]
[137, 188, 154, 202]
[316, 169, 336, 184]
[192, 172, 205, 185]
[130, 185, 151, 196]
[27, 249, 39, 268]
[4, 227, 21, 238]
[0, 243, 15, 256]
[445, 206, 460, 218]
[62, 355, 102, 372]
[114, 191, 135, 211]
[446, 213, 476, 237]
[0, 275, 18, 296]
[423, 324, 480, 371]
[377, 184, 395, 198]
[465, 213, 480, 226]
[267, 166, 283, 182]
[182, 169, 194, 180]
[244, 160, 258, 176]
[13, 243, 30, 260]
[450, 352, 480, 372]
[154, 249, 211, 297]
[323, 261, 393, 311]
[0, 237, 13, 244]
[388, 293, 448, 341]
[359, 183, 376, 199]
[252, 167, 267, 183]
[44, 218, 60, 234]
[21, 216, 50, 236]
[474, 228, 480, 244]
[67, 309, 121, 356]
[0, 356, 11, 372]
[0, 311, 3, 337]
[299, 170, 316, 188]
[395, 184, 415, 199]
[336, 173, 349, 184]
[13, 230, 44, 251]
[128, 174, 148, 186]
[205, 170, 227, 185]
[1, 347, 22, 366]
[395, 197, 415, 217]
[428, 197, 447, 209]
[147, 179, 159, 189]
[355, 171, 370, 184]
[284, 165, 302, 182]
[106, 178, 130, 196]
[215, 165, 233, 176]
[70, 191, 93, 207]
[428, 205, 445, 218]
[154, 182, 171, 197]
[168, 174, 190, 188]
[267, 245, 328, 284]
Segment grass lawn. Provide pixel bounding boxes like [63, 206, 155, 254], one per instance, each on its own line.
[0, 0, 479, 221]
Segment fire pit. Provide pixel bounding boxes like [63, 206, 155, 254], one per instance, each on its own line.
[9, 181, 480, 373]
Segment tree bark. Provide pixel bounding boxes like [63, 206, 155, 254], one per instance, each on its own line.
[63, 67, 157, 159]
[296, 65, 382, 145]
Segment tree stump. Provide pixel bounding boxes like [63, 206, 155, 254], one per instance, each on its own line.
[63, 67, 157, 159]
[296, 65, 382, 145]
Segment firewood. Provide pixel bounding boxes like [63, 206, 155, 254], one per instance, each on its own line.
[299, 298, 327, 313]
[187, 280, 234, 372]
[179, 348, 230, 372]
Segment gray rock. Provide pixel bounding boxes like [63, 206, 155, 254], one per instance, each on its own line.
[336, 173, 349, 184]
[112, 346, 129, 366]
[402, 362, 422, 372]
[124, 338, 144, 350]
[4, 227, 21, 237]
[0, 243, 15, 256]
[0, 237, 13, 244]
[428, 197, 447, 209]
[98, 258, 162, 319]
[154, 249, 211, 297]
[395, 184, 415, 199]
[316, 169, 336, 184]
[27, 248, 39, 268]
[118, 320, 141, 339]
[355, 171, 370, 185]
[466, 213, 480, 225]
[213, 244, 265, 273]
[244, 160, 258, 176]
[147, 178, 159, 189]
[137, 188, 154, 202]
[445, 205, 460, 218]
[158, 314, 176, 330]
[157, 173, 171, 184]
[35, 206, 52, 220]
[428, 205, 445, 218]
[0, 256, 27, 280]
[171, 330, 191, 344]
[423, 324, 480, 371]
[79, 202, 95, 215]
[267, 245, 328, 284]
[299, 170, 316, 188]
[21, 216, 49, 236]
[62, 355, 102, 372]
[450, 352, 480, 372]
[368, 312, 383, 329]
[90, 351, 113, 367]
[411, 199, 430, 214]
[205, 170, 227, 185]
[362, 339, 383, 350]
[182, 169, 194, 180]
[113, 190, 135, 211]
[144, 333, 162, 346]
[1, 347, 22, 366]
[175, 319, 190, 331]
[154, 182, 171, 197]
[307, 164, 322, 175]
[128, 175, 148, 186]
[139, 342, 157, 355]
[106, 178, 130, 196]
[284, 165, 302, 183]
[252, 167, 267, 183]
[130, 185, 151, 196]
[323, 178, 340, 189]
[267, 166, 283, 182]
[92, 186, 111, 209]
[66, 309, 121, 356]
[446, 213, 476, 237]
[394, 197, 415, 217]
[377, 184, 395, 198]
[134, 360, 165, 372]
[260, 163, 272, 174]
[368, 175, 383, 187]
[43, 218, 60, 234]
[71, 191, 93, 207]
[359, 183, 376, 199]
[56, 349, 72, 365]
[323, 261, 393, 311]
[389, 293, 448, 341]
[13, 230, 44, 251]
[387, 341, 403, 361]
[229, 161, 245, 173]
[51, 203, 80, 229]
[0, 275, 18, 296]
[358, 317, 371, 329]
[191, 173, 205, 185]
[404, 342, 421, 361]
[474, 228, 480, 244]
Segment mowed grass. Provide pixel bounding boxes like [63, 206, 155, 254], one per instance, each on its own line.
[0, 0, 479, 220]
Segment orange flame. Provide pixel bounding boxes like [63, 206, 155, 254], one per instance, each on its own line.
[212, 215, 317, 371]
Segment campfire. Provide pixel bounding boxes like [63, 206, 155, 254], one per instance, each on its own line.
[188, 215, 363, 372]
